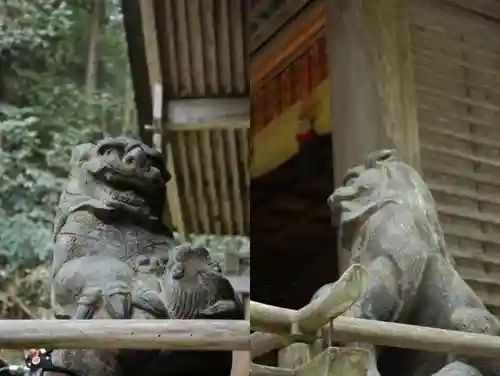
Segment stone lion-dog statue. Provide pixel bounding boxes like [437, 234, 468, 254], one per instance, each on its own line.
[314, 149, 500, 376]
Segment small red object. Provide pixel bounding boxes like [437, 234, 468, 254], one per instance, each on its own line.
[26, 348, 42, 365]
[296, 129, 315, 144]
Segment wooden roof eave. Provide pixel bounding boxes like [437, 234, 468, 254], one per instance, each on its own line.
[250, 0, 326, 88]
[121, 0, 152, 144]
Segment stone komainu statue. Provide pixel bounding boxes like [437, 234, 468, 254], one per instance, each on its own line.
[47, 137, 181, 376]
[51, 137, 178, 320]
[316, 149, 500, 376]
[46, 137, 241, 376]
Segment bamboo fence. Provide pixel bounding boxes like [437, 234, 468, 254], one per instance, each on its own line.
[250, 264, 500, 376]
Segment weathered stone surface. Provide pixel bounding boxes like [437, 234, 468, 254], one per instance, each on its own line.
[159, 243, 245, 376]
[51, 137, 178, 317]
[321, 149, 500, 376]
[48, 137, 180, 376]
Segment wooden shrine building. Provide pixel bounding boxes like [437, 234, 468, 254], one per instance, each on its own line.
[251, 0, 500, 322]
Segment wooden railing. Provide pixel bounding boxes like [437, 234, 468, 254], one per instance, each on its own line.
[250, 264, 500, 375]
[250, 264, 369, 375]
[0, 320, 249, 350]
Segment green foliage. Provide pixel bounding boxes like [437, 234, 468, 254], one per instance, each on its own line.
[0, 105, 101, 269]
[1, 0, 73, 52]
[0, 1, 237, 273]
[0, 0, 130, 269]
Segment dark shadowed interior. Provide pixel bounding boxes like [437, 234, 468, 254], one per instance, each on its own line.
[251, 135, 339, 310]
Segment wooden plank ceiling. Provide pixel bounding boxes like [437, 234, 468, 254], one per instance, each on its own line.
[249, 0, 316, 54]
[155, 0, 248, 98]
[411, 0, 500, 316]
[122, 0, 250, 236]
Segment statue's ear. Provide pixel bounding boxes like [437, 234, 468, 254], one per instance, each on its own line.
[70, 143, 96, 166]
[365, 149, 398, 168]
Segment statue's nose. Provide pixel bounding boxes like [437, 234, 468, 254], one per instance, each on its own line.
[123, 147, 148, 169]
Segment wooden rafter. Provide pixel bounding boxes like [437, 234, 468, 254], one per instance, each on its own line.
[138, 0, 185, 235]
[250, 0, 326, 86]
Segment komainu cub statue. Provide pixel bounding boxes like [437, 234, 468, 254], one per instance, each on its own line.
[159, 243, 244, 376]
[315, 149, 500, 376]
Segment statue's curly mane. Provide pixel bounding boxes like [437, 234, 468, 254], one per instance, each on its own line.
[53, 138, 171, 238]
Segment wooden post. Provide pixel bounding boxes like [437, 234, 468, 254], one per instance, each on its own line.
[138, 0, 185, 235]
[278, 344, 311, 369]
[326, 0, 420, 271]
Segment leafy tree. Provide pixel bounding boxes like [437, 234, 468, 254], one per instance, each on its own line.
[0, 0, 131, 269]
[0, 0, 245, 275]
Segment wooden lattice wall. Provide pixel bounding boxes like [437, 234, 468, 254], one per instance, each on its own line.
[170, 127, 249, 236]
[410, 0, 500, 316]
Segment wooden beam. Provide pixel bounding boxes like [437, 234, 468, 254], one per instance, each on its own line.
[166, 97, 250, 131]
[0, 320, 249, 350]
[121, 0, 152, 142]
[168, 120, 249, 131]
[249, 0, 316, 54]
[251, 314, 500, 359]
[327, 0, 420, 177]
[250, 0, 326, 87]
[250, 264, 368, 334]
[167, 98, 249, 124]
[326, 0, 420, 271]
[443, 0, 500, 22]
[138, 0, 162, 106]
[138, 0, 185, 235]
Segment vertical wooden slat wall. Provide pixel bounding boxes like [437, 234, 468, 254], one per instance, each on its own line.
[170, 127, 249, 236]
[410, 0, 500, 316]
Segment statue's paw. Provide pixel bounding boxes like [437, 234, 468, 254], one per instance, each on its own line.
[198, 300, 242, 320]
[105, 293, 133, 319]
[74, 303, 97, 319]
[74, 288, 101, 319]
[132, 285, 169, 319]
[451, 307, 500, 336]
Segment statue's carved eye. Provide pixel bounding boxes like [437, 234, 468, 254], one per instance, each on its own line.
[343, 173, 359, 186]
[97, 143, 125, 156]
[377, 151, 392, 162]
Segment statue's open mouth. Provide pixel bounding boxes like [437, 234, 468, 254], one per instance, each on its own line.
[98, 164, 165, 196]
[81, 138, 170, 198]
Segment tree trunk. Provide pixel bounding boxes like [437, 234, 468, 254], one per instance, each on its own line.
[121, 77, 134, 135]
[84, 0, 105, 101]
